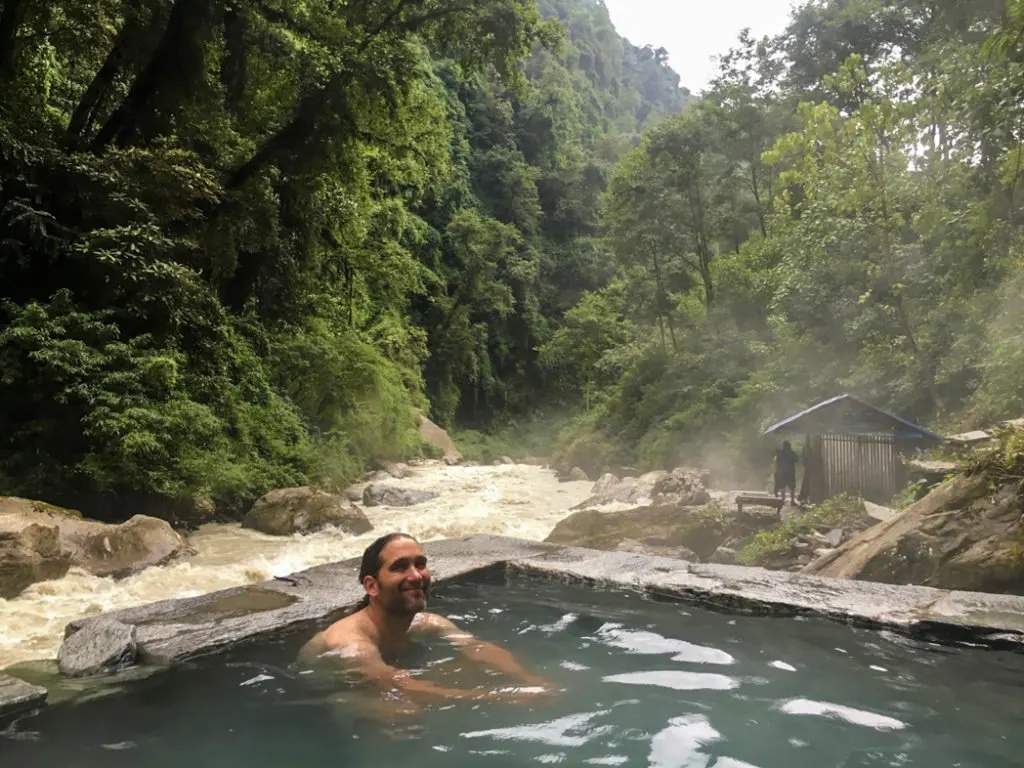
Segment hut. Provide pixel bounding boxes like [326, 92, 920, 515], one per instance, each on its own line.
[762, 394, 945, 505]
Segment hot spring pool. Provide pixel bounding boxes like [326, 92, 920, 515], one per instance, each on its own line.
[3, 571, 1024, 766]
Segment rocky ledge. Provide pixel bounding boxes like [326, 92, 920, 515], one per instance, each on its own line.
[0, 673, 47, 724]
[7, 533, 1024, 719]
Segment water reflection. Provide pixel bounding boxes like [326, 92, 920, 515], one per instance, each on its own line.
[648, 713, 758, 768]
[593, 623, 736, 665]
[777, 698, 907, 731]
[603, 670, 740, 691]
[462, 710, 613, 748]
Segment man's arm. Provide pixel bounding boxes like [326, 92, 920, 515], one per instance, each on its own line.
[418, 614, 555, 690]
[325, 638, 538, 703]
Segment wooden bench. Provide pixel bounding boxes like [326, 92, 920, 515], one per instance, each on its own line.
[735, 494, 786, 518]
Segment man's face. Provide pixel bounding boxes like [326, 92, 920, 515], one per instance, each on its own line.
[367, 537, 432, 615]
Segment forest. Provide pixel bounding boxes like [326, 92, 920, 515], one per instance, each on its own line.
[1, 0, 1022, 521]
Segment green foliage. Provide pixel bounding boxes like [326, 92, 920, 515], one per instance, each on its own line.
[736, 494, 867, 566]
[891, 479, 931, 510]
[451, 411, 568, 462]
[0, 0, 689, 521]
[966, 425, 1024, 484]
[550, 0, 1024, 481]
[0, 292, 313, 520]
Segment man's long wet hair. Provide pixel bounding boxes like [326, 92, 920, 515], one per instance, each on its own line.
[354, 532, 418, 610]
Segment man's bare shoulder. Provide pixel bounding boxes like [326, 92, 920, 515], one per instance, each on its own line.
[298, 612, 375, 663]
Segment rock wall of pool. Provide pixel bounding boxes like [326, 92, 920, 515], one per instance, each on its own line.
[3, 532, 1024, 726]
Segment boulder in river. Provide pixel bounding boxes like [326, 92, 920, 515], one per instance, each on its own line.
[242, 487, 373, 537]
[0, 519, 70, 599]
[803, 467, 1024, 594]
[417, 415, 463, 465]
[545, 502, 772, 562]
[362, 484, 440, 508]
[573, 471, 663, 507]
[0, 497, 194, 599]
[649, 467, 712, 507]
[58, 618, 137, 678]
[564, 467, 590, 482]
[573, 467, 710, 509]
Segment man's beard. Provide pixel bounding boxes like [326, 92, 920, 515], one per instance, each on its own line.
[384, 582, 430, 615]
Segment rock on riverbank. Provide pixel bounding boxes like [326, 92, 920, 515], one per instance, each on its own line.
[804, 471, 1024, 594]
[0, 497, 194, 599]
[545, 501, 779, 561]
[241, 487, 373, 536]
[0, 673, 47, 724]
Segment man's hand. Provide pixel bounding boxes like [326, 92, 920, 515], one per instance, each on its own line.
[419, 613, 557, 690]
[486, 682, 561, 705]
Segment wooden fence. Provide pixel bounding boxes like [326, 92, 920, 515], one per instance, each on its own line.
[819, 433, 900, 504]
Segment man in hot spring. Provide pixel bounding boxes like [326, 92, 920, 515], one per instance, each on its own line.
[297, 532, 558, 721]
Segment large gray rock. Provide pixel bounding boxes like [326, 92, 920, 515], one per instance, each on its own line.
[417, 415, 462, 464]
[573, 472, 662, 507]
[0, 521, 70, 599]
[591, 473, 621, 496]
[362, 484, 439, 508]
[573, 468, 710, 509]
[61, 514, 195, 579]
[242, 487, 372, 537]
[546, 503, 743, 561]
[650, 467, 712, 507]
[371, 461, 412, 479]
[804, 472, 1024, 594]
[58, 618, 137, 677]
[0, 673, 47, 722]
[0, 497, 194, 598]
[617, 538, 699, 561]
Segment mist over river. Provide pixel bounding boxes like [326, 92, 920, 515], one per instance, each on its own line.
[0, 462, 594, 670]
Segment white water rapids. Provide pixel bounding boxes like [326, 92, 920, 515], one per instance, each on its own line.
[0, 462, 595, 670]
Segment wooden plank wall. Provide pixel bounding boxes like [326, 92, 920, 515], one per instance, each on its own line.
[821, 433, 898, 503]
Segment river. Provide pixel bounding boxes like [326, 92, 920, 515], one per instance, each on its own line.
[0, 462, 595, 670]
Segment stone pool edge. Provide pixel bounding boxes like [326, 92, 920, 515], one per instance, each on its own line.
[4, 533, 1024, 722]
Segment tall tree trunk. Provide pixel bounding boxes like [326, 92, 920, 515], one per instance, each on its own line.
[0, 0, 31, 80]
[224, 85, 336, 190]
[876, 134, 943, 413]
[751, 162, 768, 238]
[91, 0, 213, 151]
[67, 15, 143, 144]
[688, 176, 715, 315]
[651, 251, 677, 353]
[222, 3, 248, 111]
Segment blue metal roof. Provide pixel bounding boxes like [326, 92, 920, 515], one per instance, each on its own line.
[761, 394, 945, 441]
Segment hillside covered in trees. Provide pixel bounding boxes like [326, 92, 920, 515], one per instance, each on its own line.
[547, 0, 1024, 483]
[0, 0, 688, 521]
[4, 0, 1024, 523]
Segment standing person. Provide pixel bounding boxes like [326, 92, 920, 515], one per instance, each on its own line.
[773, 440, 799, 505]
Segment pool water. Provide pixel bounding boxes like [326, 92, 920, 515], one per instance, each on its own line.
[3, 571, 1024, 767]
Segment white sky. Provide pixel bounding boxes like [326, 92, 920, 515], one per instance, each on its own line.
[603, 0, 799, 94]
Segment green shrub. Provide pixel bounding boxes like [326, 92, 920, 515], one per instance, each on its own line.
[736, 494, 867, 566]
